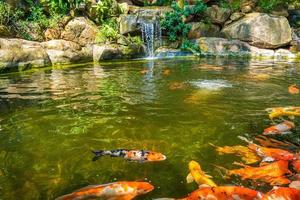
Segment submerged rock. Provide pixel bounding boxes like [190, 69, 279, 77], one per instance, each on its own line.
[0, 38, 51, 71]
[41, 40, 93, 65]
[222, 13, 292, 49]
[61, 17, 98, 46]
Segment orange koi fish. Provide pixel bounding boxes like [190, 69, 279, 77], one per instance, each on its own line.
[255, 135, 297, 150]
[56, 181, 154, 200]
[163, 69, 171, 76]
[169, 82, 186, 90]
[92, 149, 166, 162]
[288, 84, 300, 94]
[263, 121, 295, 135]
[266, 107, 300, 119]
[213, 144, 261, 164]
[262, 187, 300, 200]
[247, 143, 295, 162]
[227, 160, 292, 185]
[183, 186, 263, 200]
[186, 160, 217, 187]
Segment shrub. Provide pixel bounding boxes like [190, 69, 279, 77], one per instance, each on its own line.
[161, 1, 191, 41]
[95, 19, 119, 43]
[161, 0, 207, 42]
[95, 0, 119, 24]
[0, 2, 24, 26]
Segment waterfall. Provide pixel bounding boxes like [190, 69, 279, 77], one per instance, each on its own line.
[141, 20, 162, 58]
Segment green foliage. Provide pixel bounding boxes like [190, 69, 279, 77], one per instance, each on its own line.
[95, 0, 119, 24]
[258, 0, 280, 13]
[181, 39, 201, 55]
[0, 2, 24, 26]
[161, 0, 207, 42]
[219, 0, 242, 12]
[95, 19, 119, 43]
[126, 35, 144, 46]
[161, 2, 191, 41]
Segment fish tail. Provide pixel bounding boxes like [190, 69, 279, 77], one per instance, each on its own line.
[92, 150, 107, 161]
[212, 164, 230, 178]
[55, 193, 75, 200]
[238, 136, 252, 144]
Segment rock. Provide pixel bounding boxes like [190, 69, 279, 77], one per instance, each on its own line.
[196, 37, 251, 56]
[222, 13, 292, 49]
[205, 5, 231, 25]
[61, 17, 98, 46]
[119, 14, 139, 35]
[241, 0, 257, 13]
[188, 22, 220, 39]
[128, 6, 172, 18]
[44, 28, 62, 41]
[274, 48, 296, 60]
[272, 9, 289, 17]
[249, 46, 275, 57]
[230, 12, 245, 21]
[224, 12, 245, 26]
[93, 44, 144, 61]
[41, 40, 93, 65]
[0, 38, 51, 71]
[0, 25, 11, 37]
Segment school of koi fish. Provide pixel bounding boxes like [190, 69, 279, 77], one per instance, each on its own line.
[56, 84, 300, 200]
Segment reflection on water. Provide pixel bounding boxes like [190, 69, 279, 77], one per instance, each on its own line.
[0, 58, 299, 199]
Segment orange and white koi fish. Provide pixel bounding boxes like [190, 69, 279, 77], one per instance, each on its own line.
[92, 149, 166, 162]
[288, 84, 300, 94]
[56, 181, 154, 200]
[213, 144, 261, 164]
[183, 186, 263, 200]
[263, 121, 295, 135]
[186, 160, 217, 187]
[247, 143, 295, 162]
[266, 107, 300, 119]
[262, 187, 300, 200]
[227, 160, 292, 185]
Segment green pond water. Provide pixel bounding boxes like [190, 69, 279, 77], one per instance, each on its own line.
[0, 57, 299, 200]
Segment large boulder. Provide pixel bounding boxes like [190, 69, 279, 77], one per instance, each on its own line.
[196, 37, 251, 56]
[222, 13, 292, 49]
[119, 15, 139, 35]
[93, 44, 145, 61]
[205, 5, 231, 25]
[188, 22, 221, 39]
[0, 38, 51, 71]
[41, 40, 93, 65]
[61, 17, 98, 46]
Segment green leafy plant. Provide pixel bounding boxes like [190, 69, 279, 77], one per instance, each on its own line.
[95, 19, 119, 43]
[219, 0, 242, 12]
[96, 0, 119, 24]
[161, 0, 207, 42]
[181, 39, 201, 55]
[161, 1, 191, 41]
[0, 2, 24, 26]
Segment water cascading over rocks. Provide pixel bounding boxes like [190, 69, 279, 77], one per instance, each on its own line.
[141, 20, 162, 58]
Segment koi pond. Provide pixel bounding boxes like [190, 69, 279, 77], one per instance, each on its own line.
[0, 57, 299, 199]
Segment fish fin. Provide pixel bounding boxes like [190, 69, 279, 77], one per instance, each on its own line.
[186, 173, 194, 183]
[92, 150, 105, 161]
[232, 162, 248, 167]
[281, 131, 292, 135]
[262, 157, 275, 163]
[109, 194, 135, 200]
[198, 184, 211, 189]
[237, 136, 252, 144]
[203, 172, 213, 178]
[55, 193, 75, 200]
